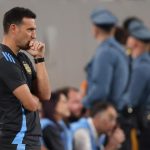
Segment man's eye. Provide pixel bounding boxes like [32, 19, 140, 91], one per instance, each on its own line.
[28, 29, 35, 31]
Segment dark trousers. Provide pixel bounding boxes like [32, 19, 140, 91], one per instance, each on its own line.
[119, 114, 138, 150]
[139, 127, 150, 150]
[120, 125, 132, 150]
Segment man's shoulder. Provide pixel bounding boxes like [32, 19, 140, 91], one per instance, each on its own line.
[18, 51, 30, 60]
[18, 51, 33, 63]
[133, 61, 150, 79]
[0, 51, 16, 64]
[0, 44, 17, 64]
[134, 56, 150, 69]
[107, 39, 126, 57]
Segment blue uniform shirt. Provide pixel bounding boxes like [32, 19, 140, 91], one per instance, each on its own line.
[83, 37, 129, 108]
[121, 52, 150, 109]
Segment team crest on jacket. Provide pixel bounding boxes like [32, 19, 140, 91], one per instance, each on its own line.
[23, 61, 32, 75]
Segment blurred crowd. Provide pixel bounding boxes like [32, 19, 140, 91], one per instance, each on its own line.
[40, 8, 150, 150]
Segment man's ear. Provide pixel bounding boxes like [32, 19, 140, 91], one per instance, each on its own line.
[9, 24, 17, 33]
[94, 26, 101, 38]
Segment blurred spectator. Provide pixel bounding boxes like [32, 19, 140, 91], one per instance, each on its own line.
[53, 87, 83, 150]
[83, 8, 129, 110]
[71, 102, 125, 150]
[60, 87, 83, 122]
[40, 90, 70, 150]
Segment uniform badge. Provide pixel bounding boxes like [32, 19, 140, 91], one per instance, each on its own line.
[23, 61, 32, 75]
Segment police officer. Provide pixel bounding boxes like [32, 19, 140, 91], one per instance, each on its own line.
[121, 20, 150, 150]
[0, 7, 50, 150]
[83, 8, 129, 109]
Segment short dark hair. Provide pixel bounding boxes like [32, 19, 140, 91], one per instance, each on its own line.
[42, 90, 63, 121]
[95, 24, 115, 33]
[90, 101, 116, 117]
[58, 87, 79, 98]
[3, 7, 36, 33]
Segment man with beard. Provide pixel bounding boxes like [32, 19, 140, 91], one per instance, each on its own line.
[72, 102, 125, 150]
[0, 7, 50, 150]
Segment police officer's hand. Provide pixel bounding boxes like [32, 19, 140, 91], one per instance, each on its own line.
[27, 40, 45, 58]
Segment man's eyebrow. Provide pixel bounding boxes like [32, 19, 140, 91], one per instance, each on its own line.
[27, 27, 36, 30]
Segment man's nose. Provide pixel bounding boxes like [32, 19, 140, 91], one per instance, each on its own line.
[32, 32, 36, 39]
